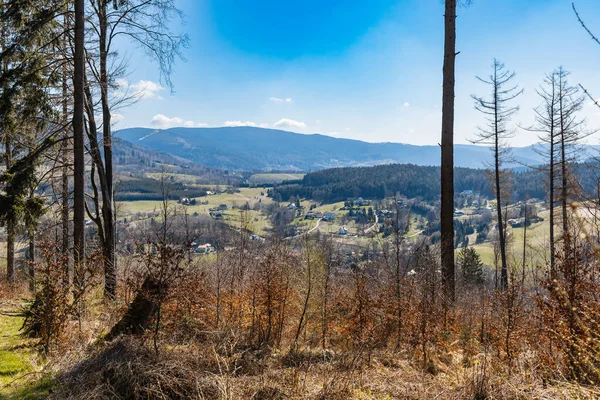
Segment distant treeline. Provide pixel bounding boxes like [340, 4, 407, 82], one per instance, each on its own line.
[115, 176, 208, 201]
[268, 163, 600, 203]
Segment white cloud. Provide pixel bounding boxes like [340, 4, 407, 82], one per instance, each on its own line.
[273, 118, 306, 129]
[223, 120, 258, 127]
[269, 97, 293, 103]
[117, 79, 164, 99]
[183, 120, 208, 128]
[404, 102, 410, 108]
[151, 114, 207, 129]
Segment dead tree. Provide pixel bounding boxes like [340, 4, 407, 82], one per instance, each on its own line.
[554, 67, 588, 245]
[530, 72, 559, 271]
[470, 59, 522, 291]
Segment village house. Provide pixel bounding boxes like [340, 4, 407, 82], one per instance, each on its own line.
[323, 212, 336, 221]
[195, 243, 215, 254]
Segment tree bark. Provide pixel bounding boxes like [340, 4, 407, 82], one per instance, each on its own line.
[558, 72, 569, 246]
[1, 11, 14, 283]
[28, 231, 35, 292]
[61, 11, 70, 284]
[493, 64, 509, 291]
[5, 142, 14, 283]
[6, 220, 14, 283]
[73, 0, 86, 285]
[441, 0, 457, 306]
[99, 0, 116, 300]
[549, 131, 555, 271]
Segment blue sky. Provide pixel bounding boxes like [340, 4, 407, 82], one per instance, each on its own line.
[114, 0, 600, 147]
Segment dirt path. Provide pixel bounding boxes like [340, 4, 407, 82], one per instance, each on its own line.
[286, 206, 343, 240]
[364, 213, 379, 234]
[306, 217, 323, 235]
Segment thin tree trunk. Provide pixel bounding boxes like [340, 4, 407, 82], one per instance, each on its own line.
[28, 231, 35, 292]
[61, 11, 70, 284]
[99, 0, 116, 300]
[395, 197, 403, 346]
[548, 75, 557, 272]
[559, 79, 569, 245]
[6, 220, 14, 283]
[441, 0, 457, 306]
[549, 138, 555, 271]
[321, 260, 330, 350]
[522, 203, 527, 285]
[73, 0, 86, 284]
[1, 11, 14, 283]
[5, 141, 14, 283]
[493, 64, 509, 291]
[294, 240, 313, 350]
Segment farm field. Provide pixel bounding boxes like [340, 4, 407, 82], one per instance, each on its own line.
[247, 173, 304, 184]
[118, 187, 274, 235]
[471, 209, 552, 267]
[145, 172, 205, 184]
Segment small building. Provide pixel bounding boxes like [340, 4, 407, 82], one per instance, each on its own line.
[288, 203, 297, 210]
[323, 212, 336, 221]
[461, 190, 474, 196]
[454, 211, 464, 217]
[353, 197, 364, 206]
[305, 212, 315, 220]
[217, 204, 228, 211]
[195, 243, 215, 254]
[338, 227, 348, 235]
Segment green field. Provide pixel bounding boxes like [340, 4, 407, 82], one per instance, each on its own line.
[0, 302, 52, 399]
[248, 173, 304, 184]
[145, 172, 205, 185]
[471, 209, 552, 267]
[118, 187, 274, 235]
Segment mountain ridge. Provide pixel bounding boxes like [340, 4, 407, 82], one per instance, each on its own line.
[114, 126, 589, 171]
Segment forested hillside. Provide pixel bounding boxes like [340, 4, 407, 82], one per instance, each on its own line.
[269, 163, 598, 203]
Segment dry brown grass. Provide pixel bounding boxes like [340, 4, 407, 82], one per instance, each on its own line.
[44, 337, 600, 400]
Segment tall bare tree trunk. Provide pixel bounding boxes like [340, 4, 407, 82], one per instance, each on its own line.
[549, 137, 555, 271]
[558, 72, 569, 246]
[441, 0, 457, 306]
[5, 142, 14, 283]
[98, 0, 116, 299]
[494, 75, 509, 291]
[522, 201, 527, 284]
[1, 5, 14, 283]
[28, 230, 35, 291]
[73, 0, 86, 284]
[62, 11, 70, 284]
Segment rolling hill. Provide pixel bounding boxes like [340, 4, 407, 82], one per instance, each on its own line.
[115, 126, 579, 171]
